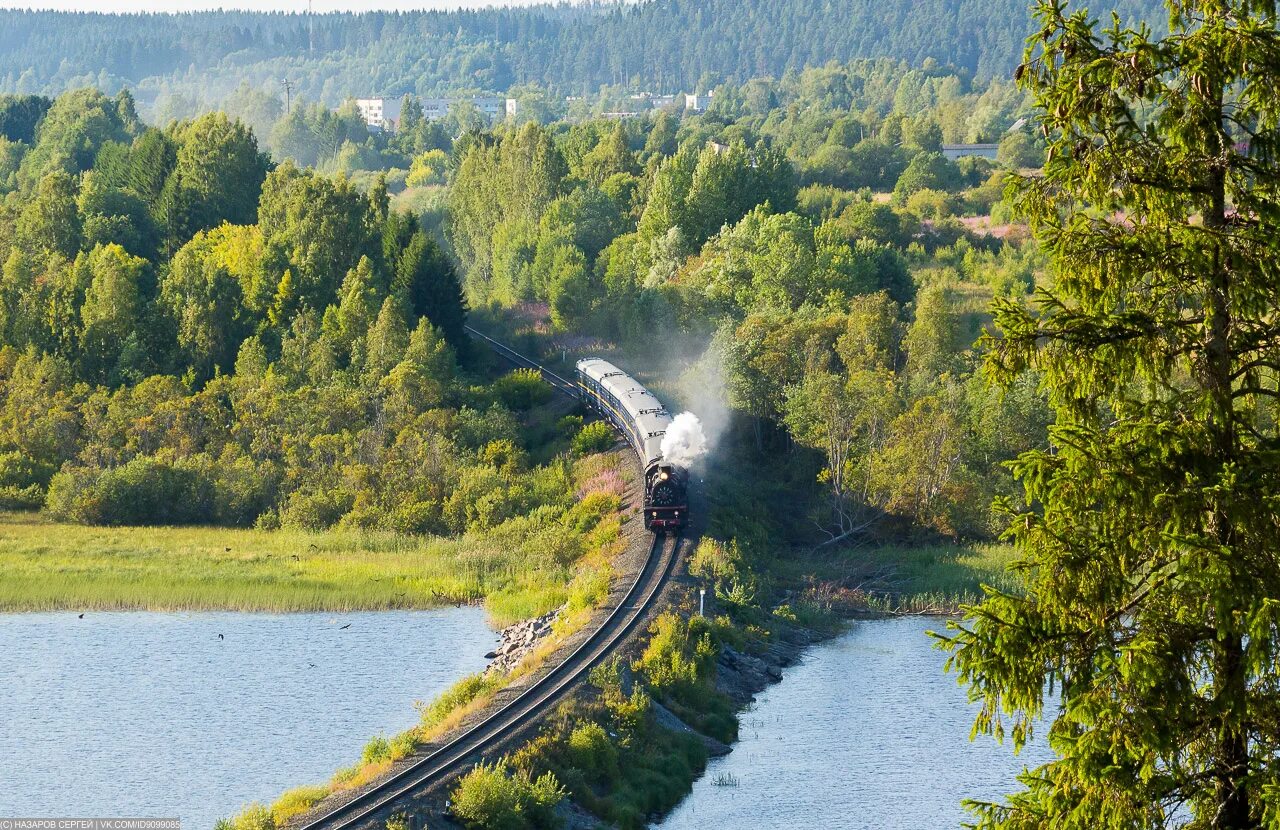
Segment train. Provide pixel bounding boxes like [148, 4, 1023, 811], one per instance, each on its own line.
[576, 358, 689, 534]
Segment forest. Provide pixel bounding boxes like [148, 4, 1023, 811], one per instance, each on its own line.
[0, 55, 1063, 829]
[0, 52, 1056, 546]
[0, 0, 1166, 111]
[8, 0, 1280, 826]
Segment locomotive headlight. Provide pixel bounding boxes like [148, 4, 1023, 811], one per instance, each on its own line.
[659, 471, 669, 481]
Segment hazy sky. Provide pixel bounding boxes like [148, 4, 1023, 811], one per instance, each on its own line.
[0, 0, 555, 10]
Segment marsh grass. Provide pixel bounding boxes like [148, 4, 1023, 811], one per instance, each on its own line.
[0, 462, 627, 618]
[782, 542, 1020, 614]
[0, 510, 533, 613]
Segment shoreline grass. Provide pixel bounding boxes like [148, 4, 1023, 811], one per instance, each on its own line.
[0, 511, 498, 613]
[779, 541, 1021, 615]
[0, 451, 629, 619]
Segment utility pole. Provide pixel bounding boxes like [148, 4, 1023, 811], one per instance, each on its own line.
[307, 0, 313, 54]
[282, 78, 294, 115]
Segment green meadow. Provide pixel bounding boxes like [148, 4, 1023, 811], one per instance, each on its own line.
[0, 508, 619, 623]
[777, 541, 1021, 615]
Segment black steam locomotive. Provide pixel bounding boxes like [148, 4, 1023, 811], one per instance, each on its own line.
[576, 358, 689, 534]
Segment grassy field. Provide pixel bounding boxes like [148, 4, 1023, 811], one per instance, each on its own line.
[0, 504, 620, 622]
[781, 541, 1022, 614]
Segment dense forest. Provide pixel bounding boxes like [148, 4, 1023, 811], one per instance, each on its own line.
[0, 0, 1165, 111]
[0, 85, 586, 538]
[0, 49, 1054, 543]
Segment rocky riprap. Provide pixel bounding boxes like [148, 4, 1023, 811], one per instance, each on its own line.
[484, 608, 562, 675]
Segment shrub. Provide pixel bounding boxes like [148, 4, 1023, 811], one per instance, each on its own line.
[492, 368, 552, 411]
[905, 188, 958, 220]
[388, 729, 421, 760]
[0, 483, 44, 510]
[451, 760, 565, 830]
[224, 804, 273, 830]
[634, 613, 711, 695]
[564, 564, 611, 616]
[361, 734, 392, 765]
[45, 456, 214, 526]
[278, 487, 356, 530]
[0, 449, 56, 490]
[571, 421, 614, 456]
[563, 491, 618, 532]
[566, 722, 619, 785]
[270, 785, 329, 824]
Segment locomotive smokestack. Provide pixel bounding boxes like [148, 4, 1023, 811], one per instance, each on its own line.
[660, 412, 708, 467]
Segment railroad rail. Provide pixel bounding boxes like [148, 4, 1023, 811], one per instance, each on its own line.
[300, 534, 680, 830]
[464, 324, 579, 398]
[297, 330, 680, 830]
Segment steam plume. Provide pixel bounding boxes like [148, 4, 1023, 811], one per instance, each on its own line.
[661, 412, 708, 467]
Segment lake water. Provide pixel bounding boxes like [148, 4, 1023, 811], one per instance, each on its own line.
[0, 609, 497, 829]
[658, 616, 1055, 830]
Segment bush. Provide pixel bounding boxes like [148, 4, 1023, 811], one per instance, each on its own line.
[571, 421, 614, 456]
[566, 722, 619, 785]
[361, 734, 392, 765]
[450, 760, 565, 830]
[905, 188, 958, 220]
[0, 483, 44, 510]
[45, 456, 214, 526]
[223, 804, 273, 830]
[278, 487, 355, 530]
[0, 449, 56, 490]
[270, 785, 329, 824]
[492, 368, 552, 411]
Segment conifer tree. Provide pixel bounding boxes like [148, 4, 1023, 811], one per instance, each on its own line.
[942, 1, 1280, 827]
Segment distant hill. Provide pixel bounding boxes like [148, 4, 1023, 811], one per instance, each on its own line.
[0, 0, 1166, 106]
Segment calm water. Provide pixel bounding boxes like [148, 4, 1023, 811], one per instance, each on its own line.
[658, 616, 1055, 830]
[0, 609, 496, 829]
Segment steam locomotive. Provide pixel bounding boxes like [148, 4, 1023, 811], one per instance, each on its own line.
[576, 358, 689, 534]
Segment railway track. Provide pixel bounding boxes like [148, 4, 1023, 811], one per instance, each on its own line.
[299, 532, 680, 830]
[464, 325, 579, 398]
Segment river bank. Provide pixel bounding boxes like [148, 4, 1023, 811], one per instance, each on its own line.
[657, 615, 1054, 829]
[0, 448, 627, 625]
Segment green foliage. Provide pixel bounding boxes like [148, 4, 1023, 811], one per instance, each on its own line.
[493, 368, 552, 411]
[46, 456, 211, 526]
[269, 785, 329, 824]
[451, 760, 565, 830]
[571, 421, 614, 456]
[940, 1, 1280, 826]
[891, 152, 964, 204]
[224, 804, 273, 830]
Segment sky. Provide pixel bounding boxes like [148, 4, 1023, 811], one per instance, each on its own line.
[0, 0, 557, 10]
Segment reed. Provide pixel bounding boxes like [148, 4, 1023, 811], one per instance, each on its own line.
[0, 493, 621, 617]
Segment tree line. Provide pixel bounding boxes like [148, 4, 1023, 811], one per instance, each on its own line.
[0, 86, 561, 536]
[0, 0, 1165, 109]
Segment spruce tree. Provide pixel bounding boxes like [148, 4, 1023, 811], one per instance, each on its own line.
[942, 1, 1280, 827]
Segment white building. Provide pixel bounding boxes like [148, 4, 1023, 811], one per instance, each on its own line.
[684, 92, 713, 112]
[941, 143, 999, 161]
[355, 97, 403, 132]
[629, 93, 679, 110]
[420, 96, 518, 122]
[421, 98, 450, 120]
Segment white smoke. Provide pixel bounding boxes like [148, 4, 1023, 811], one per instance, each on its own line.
[661, 412, 708, 467]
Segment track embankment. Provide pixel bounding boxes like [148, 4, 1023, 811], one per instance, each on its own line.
[292, 518, 681, 830]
